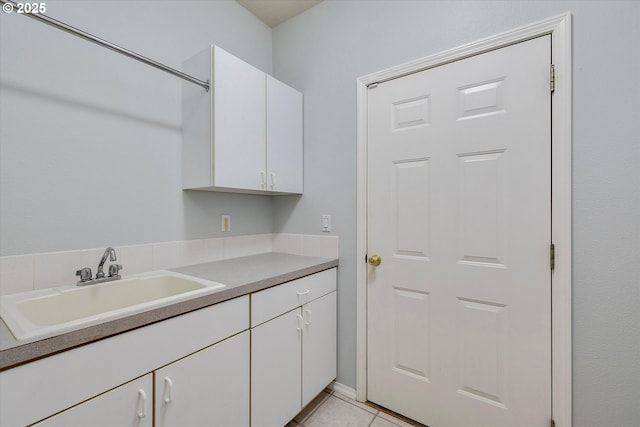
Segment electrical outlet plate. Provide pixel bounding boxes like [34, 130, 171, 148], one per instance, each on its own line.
[221, 215, 231, 232]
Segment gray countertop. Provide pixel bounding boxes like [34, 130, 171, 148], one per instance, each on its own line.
[0, 252, 338, 371]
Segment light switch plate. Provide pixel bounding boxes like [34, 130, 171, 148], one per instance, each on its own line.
[321, 214, 331, 232]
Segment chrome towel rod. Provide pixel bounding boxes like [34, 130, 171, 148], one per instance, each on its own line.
[0, 0, 210, 91]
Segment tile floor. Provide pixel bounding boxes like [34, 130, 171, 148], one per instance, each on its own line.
[287, 388, 425, 427]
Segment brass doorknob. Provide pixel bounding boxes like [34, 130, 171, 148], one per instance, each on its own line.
[368, 254, 382, 266]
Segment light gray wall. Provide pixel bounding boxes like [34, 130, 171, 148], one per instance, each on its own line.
[0, 0, 273, 256]
[272, 1, 640, 426]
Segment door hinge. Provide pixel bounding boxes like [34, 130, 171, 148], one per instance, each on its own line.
[550, 243, 556, 271]
[550, 64, 555, 93]
[550, 419, 556, 427]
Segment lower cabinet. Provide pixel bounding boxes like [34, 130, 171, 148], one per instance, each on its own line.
[251, 268, 337, 427]
[3, 268, 337, 427]
[34, 331, 250, 427]
[2, 296, 249, 427]
[33, 375, 153, 427]
[155, 331, 250, 427]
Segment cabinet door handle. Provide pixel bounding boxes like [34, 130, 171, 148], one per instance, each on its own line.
[297, 288, 310, 304]
[163, 377, 173, 404]
[304, 309, 312, 326]
[296, 313, 303, 332]
[261, 171, 266, 189]
[137, 389, 147, 419]
[269, 172, 276, 189]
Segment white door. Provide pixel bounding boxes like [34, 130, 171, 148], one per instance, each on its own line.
[367, 36, 552, 427]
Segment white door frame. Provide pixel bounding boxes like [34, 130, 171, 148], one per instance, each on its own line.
[356, 13, 572, 426]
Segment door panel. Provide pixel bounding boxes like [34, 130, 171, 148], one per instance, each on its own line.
[393, 159, 431, 259]
[456, 298, 507, 408]
[457, 150, 507, 266]
[367, 36, 551, 427]
[392, 287, 431, 380]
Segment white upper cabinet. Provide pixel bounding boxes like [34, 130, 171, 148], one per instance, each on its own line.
[266, 75, 303, 193]
[182, 46, 303, 194]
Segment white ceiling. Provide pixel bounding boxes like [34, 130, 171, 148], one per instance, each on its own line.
[236, 0, 322, 28]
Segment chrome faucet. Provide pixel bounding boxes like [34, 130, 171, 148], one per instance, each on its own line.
[96, 247, 116, 279]
[76, 247, 123, 286]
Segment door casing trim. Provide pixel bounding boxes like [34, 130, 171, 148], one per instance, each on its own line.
[356, 12, 572, 426]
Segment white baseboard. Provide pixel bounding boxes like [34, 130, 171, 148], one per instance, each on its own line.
[328, 381, 357, 401]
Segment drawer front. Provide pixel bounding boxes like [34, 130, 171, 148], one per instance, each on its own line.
[251, 268, 336, 327]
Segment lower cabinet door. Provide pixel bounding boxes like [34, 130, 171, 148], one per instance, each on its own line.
[155, 331, 250, 427]
[251, 309, 302, 427]
[302, 291, 337, 406]
[33, 374, 153, 427]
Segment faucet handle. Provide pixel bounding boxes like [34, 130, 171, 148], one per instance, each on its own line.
[108, 264, 123, 278]
[76, 267, 92, 283]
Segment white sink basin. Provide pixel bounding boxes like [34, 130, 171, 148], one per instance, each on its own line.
[0, 271, 226, 341]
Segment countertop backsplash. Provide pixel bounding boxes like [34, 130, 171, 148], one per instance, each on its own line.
[0, 233, 339, 297]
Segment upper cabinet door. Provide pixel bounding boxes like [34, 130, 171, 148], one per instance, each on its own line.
[266, 76, 303, 194]
[213, 46, 266, 191]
